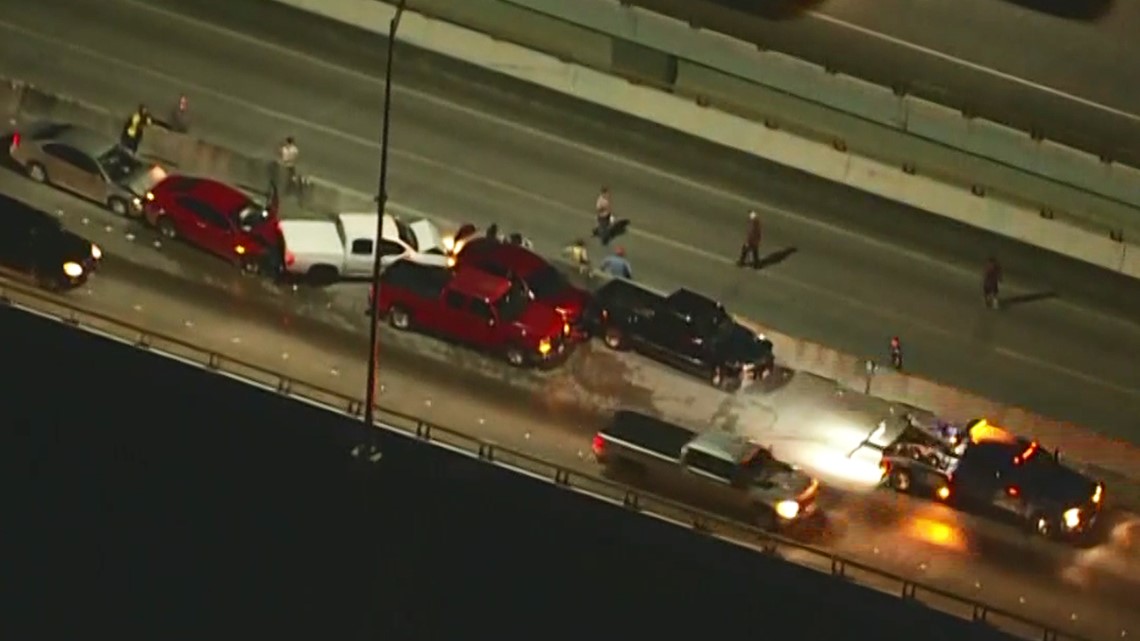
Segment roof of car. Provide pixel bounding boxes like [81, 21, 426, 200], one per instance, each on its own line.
[450, 266, 512, 300]
[459, 238, 546, 272]
[336, 212, 400, 245]
[159, 176, 252, 212]
[686, 430, 754, 463]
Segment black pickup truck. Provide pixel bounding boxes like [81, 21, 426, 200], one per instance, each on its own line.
[877, 416, 1104, 541]
[584, 281, 775, 390]
[592, 410, 819, 530]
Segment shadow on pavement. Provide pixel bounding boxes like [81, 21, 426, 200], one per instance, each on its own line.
[751, 364, 796, 394]
[999, 0, 1115, 20]
[757, 246, 798, 270]
[1002, 290, 1057, 308]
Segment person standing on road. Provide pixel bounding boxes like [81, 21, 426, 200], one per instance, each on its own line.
[737, 210, 762, 268]
[600, 246, 632, 280]
[563, 238, 590, 275]
[983, 256, 1002, 309]
[594, 186, 614, 244]
[275, 136, 300, 194]
[120, 103, 152, 154]
[167, 94, 191, 133]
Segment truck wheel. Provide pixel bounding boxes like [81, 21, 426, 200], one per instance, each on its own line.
[505, 346, 527, 367]
[753, 504, 778, 531]
[388, 306, 412, 331]
[602, 326, 624, 350]
[307, 264, 339, 285]
[888, 469, 912, 493]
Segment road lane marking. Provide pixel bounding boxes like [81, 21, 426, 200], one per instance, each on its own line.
[100, 2, 1140, 336]
[805, 11, 1140, 124]
[2, 18, 1137, 398]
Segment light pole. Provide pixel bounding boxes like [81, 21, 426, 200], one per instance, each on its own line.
[365, 0, 407, 429]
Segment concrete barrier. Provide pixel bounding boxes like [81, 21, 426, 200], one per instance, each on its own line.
[377, 0, 1140, 217]
[274, 0, 1140, 282]
[0, 78, 24, 124]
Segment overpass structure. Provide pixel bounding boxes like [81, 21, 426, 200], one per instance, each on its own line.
[4, 284, 1047, 640]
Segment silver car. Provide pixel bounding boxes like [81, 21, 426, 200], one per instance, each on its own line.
[8, 121, 167, 217]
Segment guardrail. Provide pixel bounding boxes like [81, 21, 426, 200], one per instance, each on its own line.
[383, 0, 1140, 238]
[0, 277, 1096, 641]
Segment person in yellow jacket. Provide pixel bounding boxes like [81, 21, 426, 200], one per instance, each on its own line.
[120, 103, 152, 154]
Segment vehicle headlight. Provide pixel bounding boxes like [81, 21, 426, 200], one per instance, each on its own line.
[62, 261, 83, 278]
[91, 244, 102, 260]
[1092, 484, 1103, 505]
[775, 500, 800, 520]
[538, 338, 552, 355]
[442, 236, 455, 252]
[132, 197, 142, 208]
[1062, 508, 1081, 530]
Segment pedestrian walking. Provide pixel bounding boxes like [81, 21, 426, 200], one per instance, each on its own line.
[983, 256, 1002, 309]
[737, 210, 762, 268]
[889, 336, 903, 370]
[600, 246, 633, 280]
[120, 103, 153, 154]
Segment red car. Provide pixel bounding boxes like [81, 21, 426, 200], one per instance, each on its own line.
[143, 176, 282, 273]
[454, 237, 591, 328]
[375, 259, 570, 367]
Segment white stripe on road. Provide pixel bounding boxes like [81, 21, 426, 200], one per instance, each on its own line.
[1, 15, 1136, 398]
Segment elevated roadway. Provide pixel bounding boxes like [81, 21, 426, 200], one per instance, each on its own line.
[636, 0, 1140, 165]
[2, 0, 1139, 440]
[2, 155, 1139, 639]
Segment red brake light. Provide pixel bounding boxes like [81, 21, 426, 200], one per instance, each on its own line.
[591, 434, 606, 457]
[1007, 486, 1020, 497]
[284, 250, 295, 266]
[9, 132, 19, 150]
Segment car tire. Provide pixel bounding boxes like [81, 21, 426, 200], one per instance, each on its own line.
[156, 217, 177, 240]
[1031, 512, 1056, 538]
[602, 326, 624, 350]
[505, 346, 527, 367]
[27, 162, 48, 183]
[388, 306, 412, 331]
[888, 469, 912, 493]
[107, 197, 129, 217]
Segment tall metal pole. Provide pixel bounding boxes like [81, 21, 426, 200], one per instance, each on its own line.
[365, 0, 406, 429]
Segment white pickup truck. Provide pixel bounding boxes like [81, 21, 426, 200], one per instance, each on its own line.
[280, 212, 449, 281]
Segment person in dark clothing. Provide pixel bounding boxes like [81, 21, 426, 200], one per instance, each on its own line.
[120, 103, 152, 154]
[167, 94, 191, 133]
[737, 210, 762, 268]
[983, 256, 1002, 309]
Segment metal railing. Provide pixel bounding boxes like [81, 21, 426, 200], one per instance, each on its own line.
[0, 277, 1094, 641]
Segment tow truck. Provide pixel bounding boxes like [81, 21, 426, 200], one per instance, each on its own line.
[876, 416, 1104, 540]
[592, 410, 819, 530]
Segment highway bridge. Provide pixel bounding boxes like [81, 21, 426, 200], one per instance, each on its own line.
[5, 301, 1024, 641]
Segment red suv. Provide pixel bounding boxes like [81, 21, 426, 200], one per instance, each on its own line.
[454, 238, 591, 328]
[143, 176, 282, 273]
[375, 259, 570, 367]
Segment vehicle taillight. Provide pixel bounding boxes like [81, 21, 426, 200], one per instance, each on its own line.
[1007, 486, 1020, 497]
[9, 132, 19, 151]
[284, 250, 295, 266]
[879, 459, 890, 475]
[591, 434, 606, 457]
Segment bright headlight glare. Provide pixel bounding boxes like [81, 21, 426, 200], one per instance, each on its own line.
[62, 261, 83, 278]
[442, 236, 455, 251]
[775, 500, 800, 520]
[538, 338, 552, 355]
[1063, 508, 1081, 529]
[91, 244, 102, 260]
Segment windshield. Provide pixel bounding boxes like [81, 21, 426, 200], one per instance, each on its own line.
[395, 220, 418, 251]
[98, 146, 143, 181]
[740, 446, 790, 483]
[526, 264, 568, 299]
[495, 280, 530, 322]
[235, 204, 270, 229]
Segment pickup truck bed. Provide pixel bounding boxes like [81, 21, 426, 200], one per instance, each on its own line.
[601, 410, 694, 460]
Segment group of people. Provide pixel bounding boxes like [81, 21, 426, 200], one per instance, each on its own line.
[119, 96, 301, 196]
